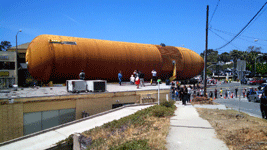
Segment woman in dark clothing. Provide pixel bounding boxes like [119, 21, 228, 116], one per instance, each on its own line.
[214, 88, 217, 99]
[181, 86, 187, 105]
[184, 86, 188, 103]
[180, 86, 185, 105]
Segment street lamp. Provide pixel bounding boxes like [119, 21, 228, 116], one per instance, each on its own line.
[15, 29, 22, 85]
[255, 53, 263, 75]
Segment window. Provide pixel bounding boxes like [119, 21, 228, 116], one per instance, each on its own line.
[0, 62, 15, 70]
[62, 41, 77, 45]
[49, 40, 77, 45]
[23, 108, 75, 135]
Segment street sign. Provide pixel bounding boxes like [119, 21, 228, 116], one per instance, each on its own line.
[237, 60, 246, 71]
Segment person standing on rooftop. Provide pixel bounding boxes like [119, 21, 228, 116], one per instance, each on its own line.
[79, 70, 85, 80]
[118, 71, 122, 86]
[151, 69, 157, 85]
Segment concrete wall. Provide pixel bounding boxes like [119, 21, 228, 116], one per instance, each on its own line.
[0, 103, 23, 142]
[0, 89, 170, 143]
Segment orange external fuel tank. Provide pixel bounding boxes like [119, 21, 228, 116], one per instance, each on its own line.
[26, 35, 204, 83]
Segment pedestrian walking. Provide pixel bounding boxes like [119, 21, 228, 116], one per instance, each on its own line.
[170, 86, 175, 100]
[187, 86, 191, 102]
[135, 76, 140, 89]
[200, 88, 204, 97]
[139, 71, 145, 87]
[175, 89, 179, 101]
[220, 88, 223, 98]
[188, 86, 192, 102]
[209, 91, 213, 99]
[215, 88, 217, 99]
[227, 89, 230, 99]
[180, 85, 186, 105]
[118, 71, 123, 85]
[184, 86, 189, 103]
[235, 87, 238, 98]
[243, 88, 246, 98]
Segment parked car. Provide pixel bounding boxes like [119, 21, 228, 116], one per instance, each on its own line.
[248, 91, 263, 102]
[247, 80, 256, 85]
[258, 83, 267, 91]
[258, 79, 266, 84]
[241, 78, 247, 84]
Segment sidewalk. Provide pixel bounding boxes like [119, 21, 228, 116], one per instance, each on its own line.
[166, 101, 229, 150]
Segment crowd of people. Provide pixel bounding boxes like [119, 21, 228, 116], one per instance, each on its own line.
[170, 81, 194, 105]
[170, 81, 254, 105]
[118, 69, 158, 88]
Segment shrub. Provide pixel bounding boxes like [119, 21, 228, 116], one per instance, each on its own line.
[152, 105, 174, 117]
[110, 139, 151, 150]
[160, 100, 175, 108]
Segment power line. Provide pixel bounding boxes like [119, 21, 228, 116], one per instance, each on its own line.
[209, 0, 220, 25]
[214, 2, 267, 51]
[213, 28, 267, 41]
[209, 29, 242, 51]
[210, 28, 267, 47]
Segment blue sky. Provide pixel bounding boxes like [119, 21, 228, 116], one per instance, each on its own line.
[1, 0, 266, 55]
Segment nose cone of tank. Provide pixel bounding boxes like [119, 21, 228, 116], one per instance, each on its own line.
[26, 35, 54, 82]
[176, 47, 204, 79]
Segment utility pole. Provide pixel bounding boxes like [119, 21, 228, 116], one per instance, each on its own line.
[204, 5, 209, 97]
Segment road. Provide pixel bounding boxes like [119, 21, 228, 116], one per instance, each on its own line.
[207, 81, 263, 118]
[213, 98, 262, 118]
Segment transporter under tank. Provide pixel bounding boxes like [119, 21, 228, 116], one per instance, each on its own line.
[26, 35, 204, 83]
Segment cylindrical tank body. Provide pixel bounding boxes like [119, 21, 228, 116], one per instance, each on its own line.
[26, 35, 204, 83]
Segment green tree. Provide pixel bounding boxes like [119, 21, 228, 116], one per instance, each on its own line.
[245, 46, 262, 73]
[247, 46, 261, 53]
[230, 50, 243, 70]
[0, 41, 12, 51]
[200, 49, 219, 63]
[218, 52, 231, 62]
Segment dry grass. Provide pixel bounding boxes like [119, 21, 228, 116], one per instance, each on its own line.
[65, 102, 177, 150]
[191, 96, 216, 105]
[81, 116, 170, 150]
[196, 108, 267, 150]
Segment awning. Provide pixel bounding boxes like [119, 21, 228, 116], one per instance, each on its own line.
[20, 63, 28, 69]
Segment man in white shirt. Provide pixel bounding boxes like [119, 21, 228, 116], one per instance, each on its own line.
[130, 75, 135, 84]
[151, 69, 157, 85]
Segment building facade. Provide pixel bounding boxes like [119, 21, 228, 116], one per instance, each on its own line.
[0, 89, 170, 143]
[7, 43, 30, 87]
[0, 51, 17, 89]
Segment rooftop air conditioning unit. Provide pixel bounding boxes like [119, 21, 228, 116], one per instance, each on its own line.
[66, 80, 86, 93]
[86, 80, 107, 92]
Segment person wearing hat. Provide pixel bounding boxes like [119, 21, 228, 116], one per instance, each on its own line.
[79, 70, 85, 80]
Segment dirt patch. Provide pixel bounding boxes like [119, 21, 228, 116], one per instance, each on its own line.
[191, 96, 215, 105]
[196, 108, 267, 150]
